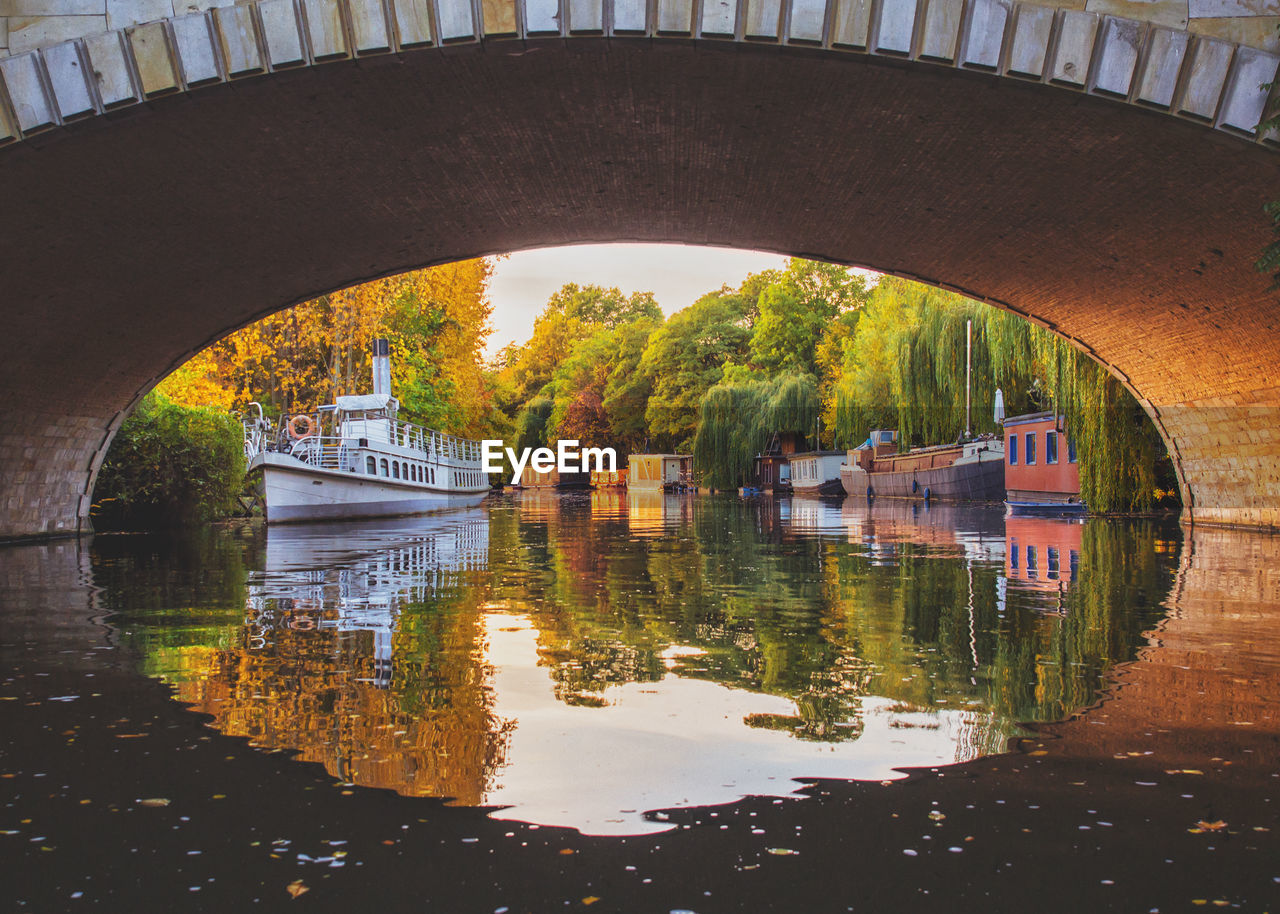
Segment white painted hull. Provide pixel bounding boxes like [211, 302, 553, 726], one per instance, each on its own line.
[251, 452, 488, 523]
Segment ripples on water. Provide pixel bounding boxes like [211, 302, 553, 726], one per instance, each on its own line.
[9, 492, 1280, 911]
[98, 493, 1174, 835]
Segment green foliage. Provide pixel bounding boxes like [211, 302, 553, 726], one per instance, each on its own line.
[514, 396, 555, 453]
[547, 283, 662, 328]
[93, 391, 246, 529]
[830, 277, 1172, 513]
[640, 288, 754, 450]
[693, 372, 818, 489]
[750, 260, 867, 375]
[692, 381, 768, 490]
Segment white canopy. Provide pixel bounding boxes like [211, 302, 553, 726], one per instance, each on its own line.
[334, 393, 397, 413]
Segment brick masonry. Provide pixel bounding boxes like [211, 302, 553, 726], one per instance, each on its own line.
[1, 7, 1280, 538]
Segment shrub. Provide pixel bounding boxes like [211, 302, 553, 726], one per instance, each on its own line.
[92, 391, 246, 529]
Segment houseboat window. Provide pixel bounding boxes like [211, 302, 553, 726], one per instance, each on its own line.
[1026, 545, 1037, 577]
[1047, 546, 1060, 579]
[1010, 539, 1019, 570]
[429, 467, 435, 484]
[1046, 431, 1058, 464]
[380, 458, 389, 477]
[366, 456, 376, 474]
[1067, 437, 1077, 463]
[392, 462, 400, 479]
[1025, 432, 1037, 465]
[1008, 435, 1018, 465]
[1069, 550, 1080, 581]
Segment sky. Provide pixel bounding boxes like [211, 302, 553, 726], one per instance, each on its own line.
[484, 244, 790, 358]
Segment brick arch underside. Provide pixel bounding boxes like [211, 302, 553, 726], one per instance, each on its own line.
[1, 38, 1278, 539]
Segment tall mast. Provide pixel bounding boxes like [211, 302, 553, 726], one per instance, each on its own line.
[965, 319, 972, 438]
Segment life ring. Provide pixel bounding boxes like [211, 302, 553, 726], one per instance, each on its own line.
[288, 415, 315, 439]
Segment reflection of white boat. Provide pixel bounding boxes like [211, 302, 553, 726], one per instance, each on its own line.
[243, 339, 489, 523]
[246, 513, 490, 684]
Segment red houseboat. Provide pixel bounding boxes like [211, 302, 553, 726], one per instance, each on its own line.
[1002, 412, 1084, 516]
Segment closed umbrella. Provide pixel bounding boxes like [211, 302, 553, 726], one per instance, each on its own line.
[994, 388, 1005, 426]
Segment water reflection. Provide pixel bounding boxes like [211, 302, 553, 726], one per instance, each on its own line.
[120, 496, 1176, 835]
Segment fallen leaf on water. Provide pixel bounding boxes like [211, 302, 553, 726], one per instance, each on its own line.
[582, 897, 600, 905]
[1164, 769, 1204, 776]
[559, 848, 575, 856]
[286, 880, 308, 899]
[928, 811, 946, 821]
[137, 798, 170, 808]
[766, 848, 799, 856]
[1196, 820, 1227, 831]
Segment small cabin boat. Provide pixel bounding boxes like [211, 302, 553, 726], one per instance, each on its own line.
[788, 450, 847, 496]
[627, 453, 694, 491]
[840, 429, 1005, 502]
[1002, 412, 1084, 516]
[243, 339, 489, 523]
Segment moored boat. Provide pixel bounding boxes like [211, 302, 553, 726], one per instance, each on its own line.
[789, 450, 847, 496]
[627, 453, 694, 491]
[839, 428, 1005, 502]
[243, 339, 490, 523]
[1002, 412, 1085, 516]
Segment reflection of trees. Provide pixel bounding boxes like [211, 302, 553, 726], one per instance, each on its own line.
[489, 497, 1174, 741]
[114, 499, 1177, 797]
[121, 551, 514, 806]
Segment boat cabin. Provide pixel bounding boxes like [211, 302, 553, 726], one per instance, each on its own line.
[628, 454, 693, 491]
[847, 429, 899, 470]
[1004, 412, 1082, 514]
[788, 451, 847, 496]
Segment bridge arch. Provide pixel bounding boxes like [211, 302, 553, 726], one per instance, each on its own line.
[1, 0, 1280, 538]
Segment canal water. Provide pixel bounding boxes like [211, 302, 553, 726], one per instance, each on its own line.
[2, 493, 1277, 911]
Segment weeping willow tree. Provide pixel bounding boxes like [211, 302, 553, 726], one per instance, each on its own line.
[693, 373, 820, 490]
[831, 277, 1173, 513]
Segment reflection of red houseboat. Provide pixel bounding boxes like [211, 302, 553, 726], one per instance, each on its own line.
[1005, 516, 1083, 595]
[1003, 412, 1083, 516]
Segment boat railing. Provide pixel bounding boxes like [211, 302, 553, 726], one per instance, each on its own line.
[289, 436, 353, 471]
[375, 418, 483, 465]
[247, 407, 484, 467]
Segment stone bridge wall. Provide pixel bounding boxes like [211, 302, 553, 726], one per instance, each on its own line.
[2, 0, 1279, 57]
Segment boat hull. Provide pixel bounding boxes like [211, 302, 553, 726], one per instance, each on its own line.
[841, 456, 1005, 502]
[251, 453, 489, 523]
[1004, 500, 1087, 517]
[792, 478, 847, 497]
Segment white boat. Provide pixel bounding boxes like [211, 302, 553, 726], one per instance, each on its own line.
[243, 339, 489, 523]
